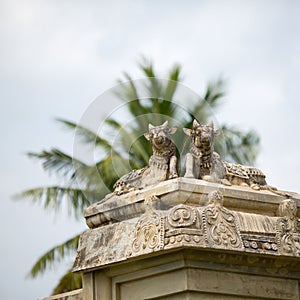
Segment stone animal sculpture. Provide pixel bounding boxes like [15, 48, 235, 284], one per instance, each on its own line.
[183, 119, 269, 190]
[113, 121, 178, 195]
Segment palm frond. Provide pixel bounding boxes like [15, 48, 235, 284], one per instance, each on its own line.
[56, 118, 114, 153]
[117, 73, 140, 101]
[105, 118, 149, 164]
[161, 64, 181, 113]
[116, 74, 150, 131]
[27, 148, 88, 181]
[138, 58, 167, 123]
[203, 78, 226, 107]
[14, 186, 94, 218]
[190, 78, 226, 122]
[216, 125, 260, 165]
[139, 57, 155, 77]
[28, 233, 81, 278]
[96, 154, 134, 190]
[52, 270, 82, 295]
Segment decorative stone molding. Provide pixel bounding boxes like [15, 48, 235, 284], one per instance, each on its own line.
[167, 204, 198, 228]
[128, 196, 164, 257]
[164, 203, 205, 248]
[203, 191, 244, 250]
[277, 199, 300, 256]
[84, 178, 300, 229]
[74, 180, 300, 272]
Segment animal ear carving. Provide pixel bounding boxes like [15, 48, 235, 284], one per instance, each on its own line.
[148, 123, 155, 131]
[207, 120, 220, 136]
[169, 126, 177, 135]
[193, 119, 200, 128]
[144, 133, 151, 140]
[183, 128, 192, 136]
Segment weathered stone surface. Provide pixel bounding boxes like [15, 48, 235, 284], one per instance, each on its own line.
[72, 171, 300, 300]
[73, 183, 300, 272]
[84, 177, 300, 229]
[119, 267, 299, 299]
[73, 217, 137, 270]
[81, 249, 300, 300]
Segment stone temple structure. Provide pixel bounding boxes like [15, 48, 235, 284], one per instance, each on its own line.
[42, 121, 300, 300]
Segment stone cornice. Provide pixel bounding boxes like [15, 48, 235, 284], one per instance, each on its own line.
[84, 178, 300, 229]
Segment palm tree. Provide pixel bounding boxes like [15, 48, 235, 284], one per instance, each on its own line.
[15, 58, 260, 294]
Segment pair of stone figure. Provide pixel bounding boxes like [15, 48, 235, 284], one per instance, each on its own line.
[113, 119, 268, 195]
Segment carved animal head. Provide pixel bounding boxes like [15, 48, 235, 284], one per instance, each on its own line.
[144, 121, 177, 149]
[183, 119, 220, 148]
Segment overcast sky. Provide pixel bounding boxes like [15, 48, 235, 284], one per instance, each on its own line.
[1, 1, 300, 299]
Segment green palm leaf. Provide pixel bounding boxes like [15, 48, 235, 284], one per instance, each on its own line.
[190, 78, 226, 123]
[51, 270, 82, 295]
[14, 186, 94, 218]
[203, 78, 226, 107]
[219, 125, 260, 165]
[27, 148, 88, 182]
[29, 233, 81, 278]
[56, 118, 114, 153]
[161, 64, 181, 113]
[105, 118, 150, 165]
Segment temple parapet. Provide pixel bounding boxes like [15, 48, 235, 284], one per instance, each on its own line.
[74, 179, 300, 272]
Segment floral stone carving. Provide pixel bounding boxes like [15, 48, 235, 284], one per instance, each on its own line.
[165, 204, 205, 248]
[126, 192, 300, 258]
[74, 185, 300, 272]
[277, 199, 300, 256]
[128, 196, 164, 257]
[203, 191, 244, 250]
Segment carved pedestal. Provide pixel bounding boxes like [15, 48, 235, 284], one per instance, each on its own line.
[73, 178, 300, 300]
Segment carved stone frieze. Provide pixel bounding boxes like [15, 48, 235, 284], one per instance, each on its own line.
[75, 185, 300, 272]
[242, 234, 278, 254]
[128, 196, 164, 257]
[125, 193, 300, 262]
[235, 211, 278, 254]
[279, 231, 300, 256]
[167, 204, 198, 228]
[277, 199, 300, 256]
[165, 204, 205, 248]
[203, 191, 244, 250]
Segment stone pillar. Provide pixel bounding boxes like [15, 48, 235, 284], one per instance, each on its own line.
[73, 178, 300, 300]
